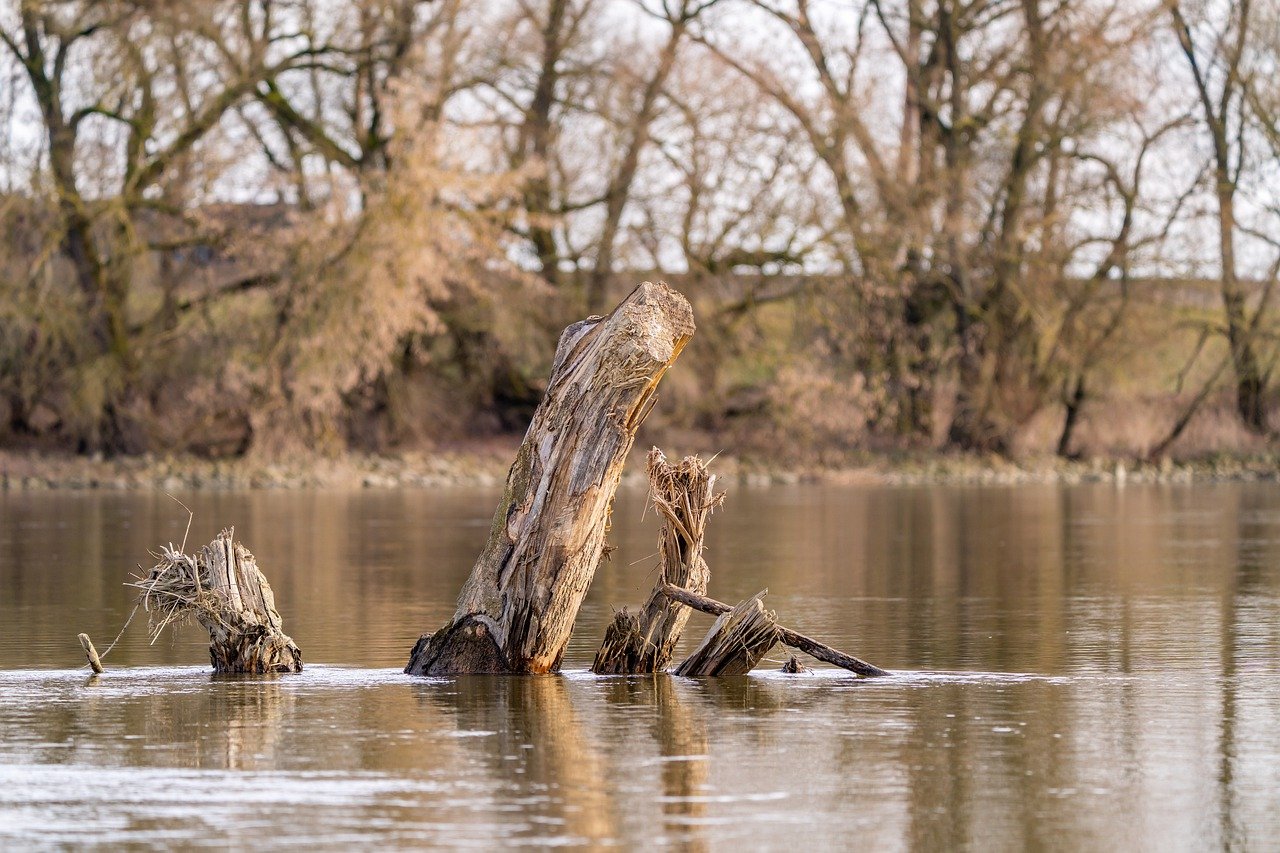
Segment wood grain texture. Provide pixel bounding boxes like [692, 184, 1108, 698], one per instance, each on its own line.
[659, 583, 891, 677]
[406, 282, 695, 675]
[592, 449, 721, 674]
[198, 530, 302, 674]
[672, 592, 779, 676]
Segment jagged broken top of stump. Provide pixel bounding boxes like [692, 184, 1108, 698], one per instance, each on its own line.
[130, 528, 302, 674]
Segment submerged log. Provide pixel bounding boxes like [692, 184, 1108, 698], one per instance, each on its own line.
[406, 282, 696, 675]
[780, 655, 810, 674]
[133, 529, 302, 674]
[661, 583, 891, 677]
[592, 449, 722, 674]
[673, 592, 779, 676]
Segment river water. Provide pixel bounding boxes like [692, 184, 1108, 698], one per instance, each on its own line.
[1, 481, 1278, 849]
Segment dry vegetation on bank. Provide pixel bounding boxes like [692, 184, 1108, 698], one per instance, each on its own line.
[3, 1, 1280, 472]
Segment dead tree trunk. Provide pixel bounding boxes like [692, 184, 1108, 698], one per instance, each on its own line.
[661, 584, 891, 677]
[673, 593, 779, 676]
[406, 282, 695, 675]
[592, 449, 722, 674]
[134, 529, 302, 674]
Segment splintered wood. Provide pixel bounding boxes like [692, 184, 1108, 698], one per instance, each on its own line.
[672, 592, 779, 676]
[132, 528, 302, 674]
[661, 584, 891, 677]
[592, 449, 722, 674]
[593, 452, 891, 678]
[405, 282, 695, 676]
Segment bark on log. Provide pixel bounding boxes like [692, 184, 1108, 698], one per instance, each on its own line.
[406, 282, 695, 675]
[661, 583, 891, 677]
[673, 592, 779, 676]
[134, 529, 302, 674]
[592, 449, 722, 674]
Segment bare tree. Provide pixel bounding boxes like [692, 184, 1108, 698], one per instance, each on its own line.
[1166, 0, 1272, 433]
[0, 1, 344, 449]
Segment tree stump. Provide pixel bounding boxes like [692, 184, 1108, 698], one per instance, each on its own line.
[406, 282, 695, 675]
[134, 529, 302, 674]
[672, 592, 779, 676]
[592, 449, 722, 674]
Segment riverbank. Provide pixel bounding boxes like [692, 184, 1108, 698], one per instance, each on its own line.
[4, 441, 1280, 491]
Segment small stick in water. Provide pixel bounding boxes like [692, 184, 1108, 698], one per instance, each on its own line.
[78, 633, 104, 674]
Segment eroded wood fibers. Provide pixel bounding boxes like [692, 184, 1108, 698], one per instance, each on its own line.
[672, 592, 779, 676]
[406, 282, 695, 675]
[592, 449, 722, 674]
[135, 529, 302, 674]
[660, 584, 891, 677]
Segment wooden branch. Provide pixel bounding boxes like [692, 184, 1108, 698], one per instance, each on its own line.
[78, 633, 104, 674]
[406, 282, 695, 675]
[592, 449, 722, 674]
[672, 592, 779, 676]
[661, 583, 891, 677]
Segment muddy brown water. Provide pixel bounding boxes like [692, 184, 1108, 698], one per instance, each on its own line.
[2, 482, 1279, 849]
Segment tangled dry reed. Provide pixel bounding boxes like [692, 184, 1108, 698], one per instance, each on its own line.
[127, 536, 229, 644]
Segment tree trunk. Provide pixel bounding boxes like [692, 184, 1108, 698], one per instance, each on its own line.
[405, 282, 695, 675]
[673, 593, 779, 676]
[1217, 189, 1268, 433]
[198, 533, 302, 673]
[592, 449, 722, 674]
[1056, 374, 1086, 458]
[135, 529, 302, 674]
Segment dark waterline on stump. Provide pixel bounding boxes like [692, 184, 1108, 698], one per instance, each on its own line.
[3, 483, 1280, 847]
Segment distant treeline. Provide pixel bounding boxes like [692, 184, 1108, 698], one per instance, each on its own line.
[1, 1, 1278, 461]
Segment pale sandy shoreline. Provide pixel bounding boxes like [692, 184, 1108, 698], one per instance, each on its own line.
[4, 443, 1280, 492]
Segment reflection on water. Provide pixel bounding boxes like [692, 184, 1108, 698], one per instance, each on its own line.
[2, 483, 1280, 847]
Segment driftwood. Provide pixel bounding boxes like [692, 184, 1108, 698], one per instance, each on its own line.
[780, 655, 811, 673]
[592, 449, 722, 674]
[672, 592, 779, 676]
[406, 282, 695, 675]
[131, 529, 302, 674]
[78, 633, 104, 674]
[661, 584, 891, 677]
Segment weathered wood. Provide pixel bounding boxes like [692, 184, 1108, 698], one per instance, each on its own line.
[661, 583, 891, 677]
[592, 449, 722, 674]
[78, 633, 104, 674]
[673, 592, 779, 676]
[134, 529, 302, 674]
[406, 282, 695, 675]
[780, 654, 810, 673]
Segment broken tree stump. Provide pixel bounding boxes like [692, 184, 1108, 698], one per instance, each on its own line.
[592, 449, 722, 674]
[405, 282, 696, 675]
[131, 528, 302, 674]
[673, 592, 779, 676]
[661, 583, 891, 677]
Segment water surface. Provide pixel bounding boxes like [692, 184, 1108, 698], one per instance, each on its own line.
[2, 482, 1278, 849]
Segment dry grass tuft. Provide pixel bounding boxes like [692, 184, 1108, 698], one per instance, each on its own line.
[126, 540, 226, 644]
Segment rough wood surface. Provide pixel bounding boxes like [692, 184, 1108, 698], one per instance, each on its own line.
[592, 449, 722, 674]
[673, 592, 779, 676]
[134, 529, 302, 674]
[660, 583, 891, 677]
[406, 282, 695, 675]
[197, 531, 302, 674]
